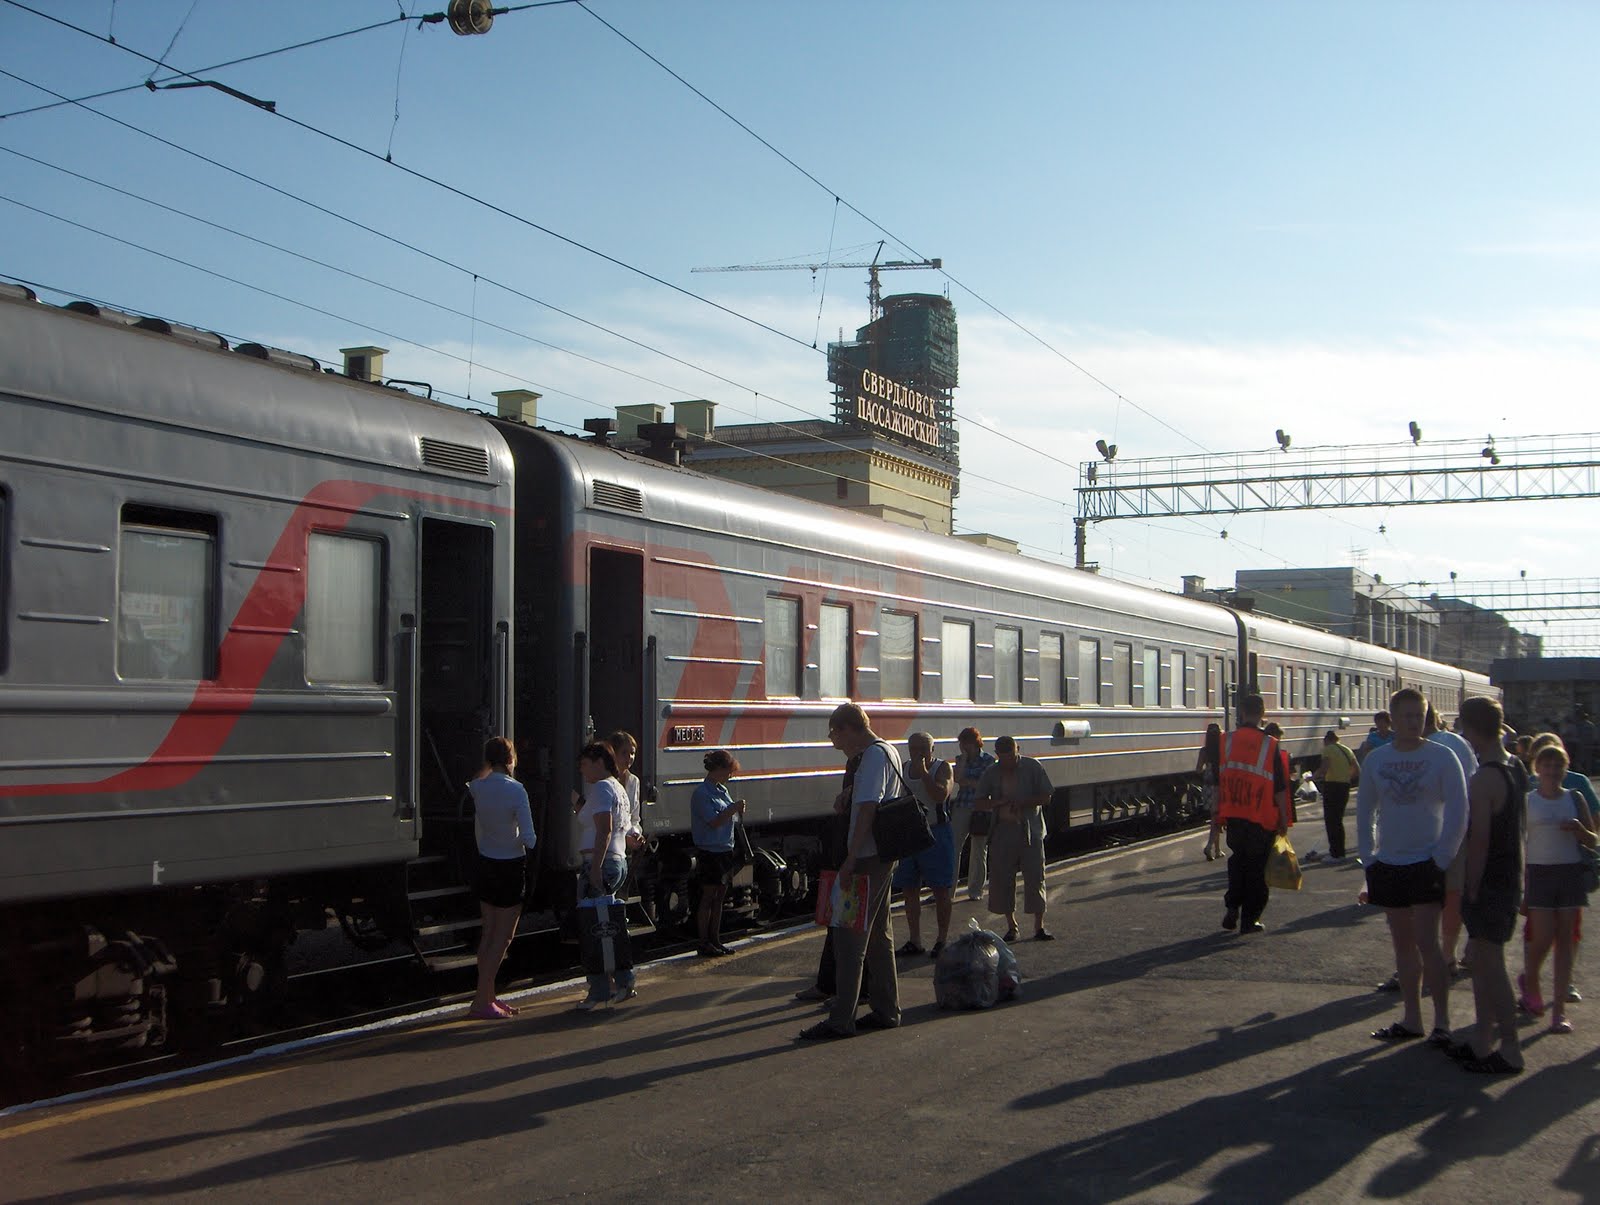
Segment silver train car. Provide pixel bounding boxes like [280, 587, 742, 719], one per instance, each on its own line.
[0, 284, 1492, 1066]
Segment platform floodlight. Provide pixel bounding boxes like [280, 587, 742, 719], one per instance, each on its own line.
[1275, 429, 1292, 452]
[1095, 438, 1118, 462]
[1409, 421, 1422, 444]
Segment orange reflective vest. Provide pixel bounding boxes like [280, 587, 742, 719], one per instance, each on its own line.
[1218, 726, 1282, 830]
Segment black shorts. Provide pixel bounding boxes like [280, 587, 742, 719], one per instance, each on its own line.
[696, 848, 737, 886]
[1462, 887, 1521, 944]
[476, 854, 526, 908]
[1365, 859, 1446, 909]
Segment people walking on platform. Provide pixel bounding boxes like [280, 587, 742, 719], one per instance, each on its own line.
[949, 727, 997, 900]
[892, 732, 955, 957]
[1427, 705, 1479, 977]
[466, 736, 537, 1020]
[1199, 724, 1224, 861]
[1358, 711, 1394, 765]
[1316, 730, 1359, 861]
[1215, 694, 1290, 934]
[1520, 741, 1597, 1034]
[691, 749, 746, 959]
[798, 703, 903, 1040]
[978, 735, 1056, 942]
[1357, 688, 1468, 1045]
[1450, 696, 1527, 1073]
[575, 741, 638, 1010]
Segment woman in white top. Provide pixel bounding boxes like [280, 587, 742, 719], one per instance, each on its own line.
[575, 741, 637, 1011]
[606, 729, 646, 853]
[1522, 742, 1597, 1032]
[466, 736, 536, 1020]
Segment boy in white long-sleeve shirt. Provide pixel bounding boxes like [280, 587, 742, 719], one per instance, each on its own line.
[1357, 687, 1469, 1045]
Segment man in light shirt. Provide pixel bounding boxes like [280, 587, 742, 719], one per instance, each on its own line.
[1357, 688, 1469, 1044]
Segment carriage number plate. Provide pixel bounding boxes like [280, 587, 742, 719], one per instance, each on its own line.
[672, 725, 706, 744]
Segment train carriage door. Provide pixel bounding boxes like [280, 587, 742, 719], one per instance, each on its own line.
[416, 518, 497, 833]
[588, 548, 644, 743]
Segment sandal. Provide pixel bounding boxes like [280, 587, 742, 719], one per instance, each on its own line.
[493, 998, 519, 1016]
[1462, 1050, 1523, 1074]
[1371, 1022, 1424, 1042]
[1550, 1017, 1574, 1034]
[1443, 1040, 1477, 1062]
[1425, 1028, 1453, 1048]
[796, 1021, 852, 1041]
[1518, 993, 1546, 1017]
[467, 1003, 511, 1021]
[896, 940, 926, 956]
[1003, 927, 1019, 943]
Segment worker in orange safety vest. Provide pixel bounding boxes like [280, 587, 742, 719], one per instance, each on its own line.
[1216, 693, 1291, 934]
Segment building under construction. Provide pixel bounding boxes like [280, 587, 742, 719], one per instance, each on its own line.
[827, 293, 960, 469]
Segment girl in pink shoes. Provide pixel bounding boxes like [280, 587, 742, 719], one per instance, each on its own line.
[1521, 742, 1597, 1033]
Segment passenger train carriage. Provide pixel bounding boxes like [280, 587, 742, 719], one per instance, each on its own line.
[0, 284, 1491, 1067]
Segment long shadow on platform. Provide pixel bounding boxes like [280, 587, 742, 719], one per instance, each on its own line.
[61, 986, 819, 1189]
[933, 1012, 1600, 1202]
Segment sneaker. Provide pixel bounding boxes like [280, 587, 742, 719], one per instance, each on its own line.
[1568, 985, 1583, 1003]
[1302, 850, 1324, 864]
[1377, 972, 1400, 992]
[793, 985, 828, 1002]
[575, 996, 606, 1012]
[897, 940, 926, 956]
[1242, 921, 1266, 934]
[609, 986, 638, 1004]
[1221, 909, 1239, 931]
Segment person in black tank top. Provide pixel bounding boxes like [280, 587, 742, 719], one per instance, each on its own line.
[1455, 698, 1527, 1074]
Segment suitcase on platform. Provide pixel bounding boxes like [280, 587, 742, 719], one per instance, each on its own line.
[578, 896, 633, 977]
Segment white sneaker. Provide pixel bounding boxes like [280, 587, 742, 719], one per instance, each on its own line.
[610, 986, 638, 1004]
[576, 996, 606, 1012]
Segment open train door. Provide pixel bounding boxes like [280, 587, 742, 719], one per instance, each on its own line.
[405, 517, 500, 968]
[587, 548, 645, 748]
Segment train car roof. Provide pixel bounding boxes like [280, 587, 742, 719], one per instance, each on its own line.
[512, 421, 1242, 643]
[0, 288, 511, 488]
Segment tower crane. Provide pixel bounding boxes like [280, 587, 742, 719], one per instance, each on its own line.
[693, 240, 941, 323]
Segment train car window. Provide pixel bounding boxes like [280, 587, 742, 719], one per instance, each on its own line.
[305, 532, 382, 684]
[1077, 638, 1101, 706]
[1200, 656, 1211, 708]
[1039, 632, 1063, 706]
[763, 595, 801, 697]
[1298, 667, 1308, 710]
[1171, 651, 1187, 709]
[942, 619, 973, 703]
[995, 626, 1022, 703]
[880, 611, 917, 700]
[1141, 648, 1159, 707]
[117, 507, 216, 681]
[819, 603, 852, 699]
[1112, 642, 1132, 707]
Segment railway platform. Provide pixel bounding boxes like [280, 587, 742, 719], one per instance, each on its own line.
[6, 819, 1598, 1204]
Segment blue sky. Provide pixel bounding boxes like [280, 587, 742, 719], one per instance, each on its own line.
[3, 2, 1598, 648]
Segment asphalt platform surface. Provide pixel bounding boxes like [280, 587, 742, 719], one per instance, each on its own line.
[6, 818, 1599, 1203]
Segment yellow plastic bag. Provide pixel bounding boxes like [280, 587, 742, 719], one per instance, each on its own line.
[1265, 834, 1303, 891]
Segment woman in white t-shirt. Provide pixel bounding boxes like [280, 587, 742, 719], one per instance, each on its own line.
[1522, 743, 1597, 1032]
[606, 729, 646, 854]
[575, 741, 636, 1011]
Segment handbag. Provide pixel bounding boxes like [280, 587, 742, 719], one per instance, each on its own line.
[968, 808, 994, 838]
[730, 815, 753, 872]
[869, 742, 936, 861]
[1570, 793, 1600, 894]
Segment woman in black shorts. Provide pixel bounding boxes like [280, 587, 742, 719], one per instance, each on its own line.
[690, 750, 745, 957]
[467, 737, 536, 1020]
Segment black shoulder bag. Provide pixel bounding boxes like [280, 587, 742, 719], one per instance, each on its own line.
[869, 742, 936, 862]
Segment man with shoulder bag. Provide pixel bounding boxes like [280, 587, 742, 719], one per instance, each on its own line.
[798, 703, 903, 1040]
